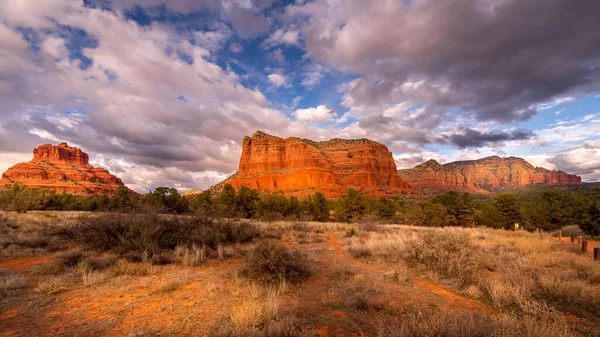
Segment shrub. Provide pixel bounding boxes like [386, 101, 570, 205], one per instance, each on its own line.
[32, 262, 65, 275]
[374, 309, 574, 337]
[348, 245, 373, 259]
[111, 259, 154, 277]
[290, 221, 309, 232]
[35, 277, 67, 295]
[57, 249, 84, 267]
[151, 251, 174, 265]
[0, 273, 28, 298]
[246, 241, 313, 285]
[14, 236, 49, 248]
[174, 244, 206, 266]
[65, 213, 259, 259]
[345, 227, 358, 237]
[85, 255, 118, 270]
[402, 231, 481, 285]
[77, 262, 107, 287]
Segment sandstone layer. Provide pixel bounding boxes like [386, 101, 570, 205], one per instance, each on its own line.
[398, 156, 581, 195]
[217, 131, 412, 198]
[0, 143, 126, 196]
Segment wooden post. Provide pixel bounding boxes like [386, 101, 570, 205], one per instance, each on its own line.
[577, 236, 583, 247]
[559, 230, 563, 241]
[582, 240, 588, 255]
[571, 234, 575, 244]
[538, 228, 542, 240]
[594, 247, 600, 261]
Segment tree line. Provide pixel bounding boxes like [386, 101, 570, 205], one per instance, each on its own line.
[1, 183, 598, 235]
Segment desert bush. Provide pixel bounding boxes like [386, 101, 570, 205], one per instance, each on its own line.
[111, 259, 154, 277]
[64, 212, 259, 259]
[373, 309, 575, 337]
[561, 225, 583, 236]
[290, 221, 308, 232]
[174, 244, 205, 266]
[391, 265, 409, 283]
[150, 251, 175, 265]
[12, 236, 49, 248]
[32, 261, 65, 275]
[0, 273, 28, 298]
[402, 231, 481, 285]
[58, 249, 84, 267]
[35, 277, 67, 295]
[231, 295, 280, 330]
[77, 261, 107, 287]
[345, 227, 358, 237]
[85, 254, 118, 270]
[245, 241, 313, 285]
[347, 244, 373, 258]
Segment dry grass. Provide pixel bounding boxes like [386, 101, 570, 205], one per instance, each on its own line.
[35, 277, 68, 295]
[174, 244, 206, 266]
[111, 259, 155, 277]
[230, 285, 281, 331]
[1, 212, 597, 336]
[77, 261, 107, 286]
[0, 272, 28, 298]
[372, 309, 576, 337]
[350, 226, 600, 320]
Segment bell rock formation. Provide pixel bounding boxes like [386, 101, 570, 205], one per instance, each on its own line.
[0, 143, 126, 196]
[216, 131, 412, 198]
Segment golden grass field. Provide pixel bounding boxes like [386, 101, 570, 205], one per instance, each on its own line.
[1, 211, 599, 336]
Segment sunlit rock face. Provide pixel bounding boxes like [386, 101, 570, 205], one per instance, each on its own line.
[0, 142, 125, 196]
[398, 156, 581, 195]
[217, 131, 412, 198]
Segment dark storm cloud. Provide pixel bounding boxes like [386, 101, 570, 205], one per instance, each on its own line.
[444, 128, 535, 149]
[293, 0, 600, 124]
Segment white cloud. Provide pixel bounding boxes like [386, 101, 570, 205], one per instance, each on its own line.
[264, 28, 300, 48]
[229, 42, 243, 53]
[536, 96, 575, 110]
[268, 73, 287, 87]
[293, 105, 336, 123]
[193, 25, 232, 52]
[0, 1, 329, 193]
[301, 63, 328, 88]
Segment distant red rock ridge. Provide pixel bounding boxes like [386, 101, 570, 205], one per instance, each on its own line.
[214, 131, 412, 198]
[0, 142, 127, 196]
[397, 156, 581, 195]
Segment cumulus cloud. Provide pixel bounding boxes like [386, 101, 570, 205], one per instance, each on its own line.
[0, 0, 323, 192]
[443, 128, 535, 149]
[192, 24, 232, 52]
[285, 0, 600, 149]
[264, 28, 300, 48]
[267, 73, 287, 87]
[229, 42, 243, 53]
[293, 105, 336, 123]
[229, 6, 270, 38]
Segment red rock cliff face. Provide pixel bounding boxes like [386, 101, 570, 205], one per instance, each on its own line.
[397, 156, 581, 195]
[219, 131, 412, 198]
[0, 143, 126, 196]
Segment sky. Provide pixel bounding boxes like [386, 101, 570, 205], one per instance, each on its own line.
[1, 0, 600, 193]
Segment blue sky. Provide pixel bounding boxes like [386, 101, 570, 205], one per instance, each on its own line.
[1, 0, 600, 193]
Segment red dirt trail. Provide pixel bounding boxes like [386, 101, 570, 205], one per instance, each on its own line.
[326, 232, 494, 315]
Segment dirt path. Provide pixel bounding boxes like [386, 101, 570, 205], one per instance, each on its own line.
[558, 236, 600, 259]
[326, 232, 494, 314]
[0, 255, 52, 271]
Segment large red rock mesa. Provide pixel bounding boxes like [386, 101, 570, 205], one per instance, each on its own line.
[219, 131, 412, 198]
[398, 156, 581, 195]
[0, 143, 126, 196]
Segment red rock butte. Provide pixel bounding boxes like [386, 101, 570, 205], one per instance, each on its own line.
[0, 142, 126, 196]
[217, 131, 412, 198]
[397, 156, 581, 195]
